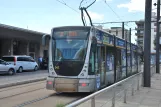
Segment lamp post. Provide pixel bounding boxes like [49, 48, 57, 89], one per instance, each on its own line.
[143, 0, 152, 87]
[158, 19, 161, 65]
[155, 0, 160, 74]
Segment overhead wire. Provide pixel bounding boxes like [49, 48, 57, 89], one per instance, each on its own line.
[102, 0, 135, 28]
[103, 0, 122, 21]
[56, 0, 79, 13]
[79, 0, 96, 26]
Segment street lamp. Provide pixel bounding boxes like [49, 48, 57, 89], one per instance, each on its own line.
[154, 0, 160, 74]
[159, 19, 161, 60]
[156, 19, 161, 73]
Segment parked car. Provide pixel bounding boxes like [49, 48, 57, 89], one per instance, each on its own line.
[2, 55, 38, 72]
[0, 59, 16, 75]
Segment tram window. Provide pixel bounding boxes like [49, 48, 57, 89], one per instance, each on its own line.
[88, 44, 98, 75]
[106, 47, 114, 72]
[89, 51, 95, 75]
[116, 50, 121, 66]
[106, 52, 114, 72]
[121, 49, 126, 66]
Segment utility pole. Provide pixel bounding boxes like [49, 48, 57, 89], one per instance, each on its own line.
[125, 29, 128, 77]
[116, 29, 118, 36]
[156, 0, 160, 73]
[122, 22, 124, 39]
[129, 28, 132, 75]
[144, 0, 152, 87]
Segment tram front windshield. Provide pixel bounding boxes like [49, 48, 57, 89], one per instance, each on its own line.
[52, 29, 90, 76]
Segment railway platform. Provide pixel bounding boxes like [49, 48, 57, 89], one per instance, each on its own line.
[67, 65, 161, 107]
[114, 73, 161, 107]
[72, 73, 161, 107]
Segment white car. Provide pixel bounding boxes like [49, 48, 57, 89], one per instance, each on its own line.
[2, 55, 38, 73]
[0, 59, 16, 75]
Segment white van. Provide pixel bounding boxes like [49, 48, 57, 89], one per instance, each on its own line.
[2, 55, 38, 72]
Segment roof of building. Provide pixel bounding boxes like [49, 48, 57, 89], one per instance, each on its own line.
[135, 20, 144, 24]
[111, 27, 121, 29]
[0, 23, 48, 35]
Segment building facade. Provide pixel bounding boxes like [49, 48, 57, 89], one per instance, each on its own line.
[0, 24, 49, 62]
[135, 12, 157, 51]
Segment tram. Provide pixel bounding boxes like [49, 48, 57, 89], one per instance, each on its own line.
[42, 26, 142, 92]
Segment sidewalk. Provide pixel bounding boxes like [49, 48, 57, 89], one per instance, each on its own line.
[77, 73, 161, 107]
[118, 73, 161, 107]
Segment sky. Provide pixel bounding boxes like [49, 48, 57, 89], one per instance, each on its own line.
[0, 0, 158, 43]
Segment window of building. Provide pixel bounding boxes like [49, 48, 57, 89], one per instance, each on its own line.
[140, 30, 144, 33]
[154, 28, 157, 32]
[29, 43, 35, 52]
[154, 23, 157, 26]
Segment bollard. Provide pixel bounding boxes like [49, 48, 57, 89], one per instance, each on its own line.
[137, 75, 140, 90]
[91, 97, 95, 107]
[141, 73, 144, 86]
[131, 80, 134, 96]
[112, 87, 115, 107]
[124, 88, 127, 103]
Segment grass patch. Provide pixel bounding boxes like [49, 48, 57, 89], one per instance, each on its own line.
[56, 103, 65, 107]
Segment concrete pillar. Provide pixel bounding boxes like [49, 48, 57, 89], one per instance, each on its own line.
[27, 41, 29, 56]
[10, 39, 13, 55]
[7, 39, 12, 55]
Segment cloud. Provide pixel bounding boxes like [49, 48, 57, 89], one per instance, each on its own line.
[117, 0, 157, 12]
[86, 11, 104, 21]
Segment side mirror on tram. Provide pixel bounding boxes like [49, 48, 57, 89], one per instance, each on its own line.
[42, 34, 51, 46]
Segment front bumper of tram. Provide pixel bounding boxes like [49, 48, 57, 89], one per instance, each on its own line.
[46, 76, 96, 92]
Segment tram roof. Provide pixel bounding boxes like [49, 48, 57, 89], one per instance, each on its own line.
[52, 26, 91, 30]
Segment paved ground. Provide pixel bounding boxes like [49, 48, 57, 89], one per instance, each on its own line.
[77, 73, 161, 107]
[75, 65, 159, 107]
[117, 73, 161, 107]
[0, 70, 48, 85]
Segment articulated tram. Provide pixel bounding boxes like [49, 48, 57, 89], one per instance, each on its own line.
[42, 26, 142, 92]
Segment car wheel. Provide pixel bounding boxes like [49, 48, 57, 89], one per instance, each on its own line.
[18, 67, 23, 73]
[34, 66, 38, 71]
[8, 68, 14, 75]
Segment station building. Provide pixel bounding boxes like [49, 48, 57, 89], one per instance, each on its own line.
[0, 23, 49, 61]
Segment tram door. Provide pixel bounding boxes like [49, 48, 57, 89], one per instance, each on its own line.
[106, 47, 115, 84]
[100, 46, 106, 86]
[116, 49, 121, 81]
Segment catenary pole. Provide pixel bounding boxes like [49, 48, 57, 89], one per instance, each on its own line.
[143, 0, 152, 87]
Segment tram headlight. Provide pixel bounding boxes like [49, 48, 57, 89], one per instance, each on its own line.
[81, 73, 84, 76]
[47, 81, 53, 85]
[79, 83, 89, 87]
[83, 69, 87, 72]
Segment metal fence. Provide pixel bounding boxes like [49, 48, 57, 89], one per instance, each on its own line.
[66, 65, 156, 107]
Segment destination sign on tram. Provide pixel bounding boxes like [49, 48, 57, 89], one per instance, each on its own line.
[54, 30, 89, 39]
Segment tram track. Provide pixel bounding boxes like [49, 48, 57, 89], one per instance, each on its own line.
[0, 80, 89, 107]
[0, 81, 45, 92]
[0, 81, 46, 100]
[14, 92, 89, 107]
[0, 87, 45, 100]
[14, 92, 61, 107]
